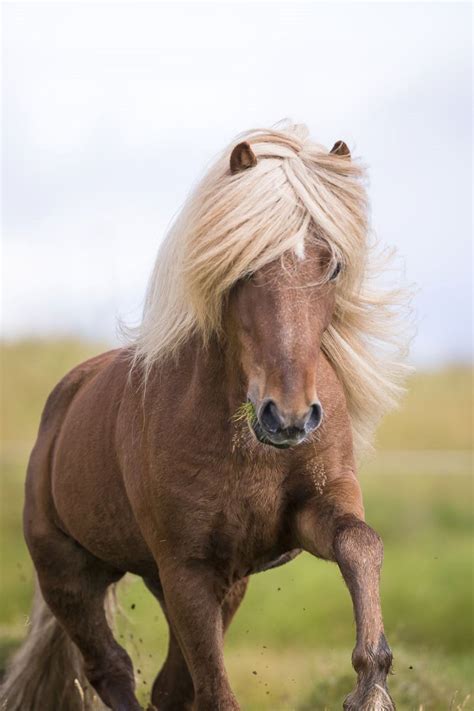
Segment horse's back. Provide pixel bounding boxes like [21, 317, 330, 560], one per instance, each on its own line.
[38, 349, 121, 431]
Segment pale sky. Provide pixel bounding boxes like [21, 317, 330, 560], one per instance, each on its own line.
[2, 2, 472, 365]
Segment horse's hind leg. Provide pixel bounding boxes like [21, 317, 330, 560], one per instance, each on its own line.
[29, 525, 141, 711]
[144, 577, 193, 711]
[144, 577, 248, 711]
[149, 624, 194, 711]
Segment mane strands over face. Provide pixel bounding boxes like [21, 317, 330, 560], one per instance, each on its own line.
[130, 123, 411, 453]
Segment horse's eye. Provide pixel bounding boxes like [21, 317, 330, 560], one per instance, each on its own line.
[329, 261, 342, 281]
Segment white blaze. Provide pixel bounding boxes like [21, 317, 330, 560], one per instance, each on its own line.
[294, 237, 306, 260]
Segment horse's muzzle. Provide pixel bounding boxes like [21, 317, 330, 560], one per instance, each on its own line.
[251, 398, 323, 449]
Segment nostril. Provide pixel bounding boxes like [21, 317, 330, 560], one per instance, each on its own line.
[305, 403, 323, 432]
[259, 400, 282, 434]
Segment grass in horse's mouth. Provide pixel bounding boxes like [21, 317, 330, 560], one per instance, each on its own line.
[232, 401, 257, 426]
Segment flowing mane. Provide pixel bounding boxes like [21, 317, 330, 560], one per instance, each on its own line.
[130, 123, 411, 453]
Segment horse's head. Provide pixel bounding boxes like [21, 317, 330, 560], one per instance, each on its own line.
[226, 140, 349, 449]
[230, 241, 341, 449]
[134, 125, 408, 455]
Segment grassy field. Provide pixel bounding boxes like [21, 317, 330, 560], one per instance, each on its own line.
[1, 340, 473, 710]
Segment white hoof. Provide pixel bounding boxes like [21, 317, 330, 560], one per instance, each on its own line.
[344, 683, 395, 711]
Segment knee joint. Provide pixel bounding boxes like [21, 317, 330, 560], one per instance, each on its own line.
[334, 518, 383, 570]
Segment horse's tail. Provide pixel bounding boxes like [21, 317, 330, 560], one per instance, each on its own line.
[1, 580, 114, 711]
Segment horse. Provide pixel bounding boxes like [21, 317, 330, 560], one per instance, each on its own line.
[1, 124, 410, 711]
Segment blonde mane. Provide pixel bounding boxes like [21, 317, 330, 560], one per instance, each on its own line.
[130, 123, 411, 453]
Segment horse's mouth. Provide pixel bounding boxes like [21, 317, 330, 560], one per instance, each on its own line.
[250, 420, 305, 450]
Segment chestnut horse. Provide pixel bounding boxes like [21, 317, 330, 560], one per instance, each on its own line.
[2, 125, 409, 711]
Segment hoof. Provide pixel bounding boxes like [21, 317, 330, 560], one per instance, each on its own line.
[344, 683, 395, 711]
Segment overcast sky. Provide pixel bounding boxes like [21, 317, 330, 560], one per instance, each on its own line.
[2, 2, 472, 365]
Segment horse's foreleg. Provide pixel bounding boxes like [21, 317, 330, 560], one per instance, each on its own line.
[296, 475, 395, 711]
[157, 564, 241, 711]
[334, 515, 394, 710]
[145, 576, 248, 711]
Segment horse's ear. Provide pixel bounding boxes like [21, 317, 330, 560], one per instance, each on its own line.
[230, 142, 257, 174]
[330, 140, 351, 159]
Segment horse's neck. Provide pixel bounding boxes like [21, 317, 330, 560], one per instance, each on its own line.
[152, 334, 246, 417]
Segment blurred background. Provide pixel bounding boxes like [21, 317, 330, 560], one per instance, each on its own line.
[1, 2, 472, 709]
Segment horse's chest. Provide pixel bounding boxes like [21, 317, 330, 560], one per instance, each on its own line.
[207, 473, 291, 576]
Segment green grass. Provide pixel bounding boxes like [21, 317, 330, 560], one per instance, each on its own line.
[0, 340, 473, 709]
[0, 339, 106, 443]
[232, 400, 257, 425]
[376, 367, 473, 451]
